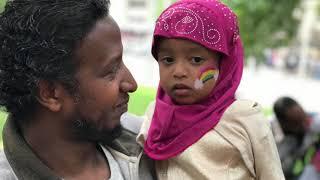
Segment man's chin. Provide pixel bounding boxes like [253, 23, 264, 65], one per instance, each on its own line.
[97, 124, 123, 145]
[71, 120, 123, 145]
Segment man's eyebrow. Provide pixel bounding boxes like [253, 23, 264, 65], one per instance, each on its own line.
[101, 55, 121, 71]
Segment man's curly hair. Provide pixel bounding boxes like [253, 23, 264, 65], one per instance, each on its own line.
[0, 0, 110, 118]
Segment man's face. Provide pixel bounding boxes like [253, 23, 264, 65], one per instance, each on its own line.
[65, 16, 137, 143]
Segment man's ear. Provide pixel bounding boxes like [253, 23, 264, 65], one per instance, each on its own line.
[36, 80, 64, 112]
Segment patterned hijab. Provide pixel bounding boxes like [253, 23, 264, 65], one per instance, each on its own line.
[144, 0, 244, 160]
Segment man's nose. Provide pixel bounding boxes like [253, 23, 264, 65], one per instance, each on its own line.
[120, 65, 138, 93]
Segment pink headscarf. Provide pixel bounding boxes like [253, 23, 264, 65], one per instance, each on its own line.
[144, 0, 244, 160]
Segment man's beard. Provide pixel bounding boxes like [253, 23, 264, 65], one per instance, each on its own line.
[70, 118, 123, 146]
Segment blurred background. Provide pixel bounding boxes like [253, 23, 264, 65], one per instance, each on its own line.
[0, 0, 319, 141]
[107, 0, 320, 116]
[0, 1, 319, 178]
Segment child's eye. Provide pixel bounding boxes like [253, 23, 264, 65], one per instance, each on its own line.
[160, 57, 175, 65]
[191, 56, 205, 64]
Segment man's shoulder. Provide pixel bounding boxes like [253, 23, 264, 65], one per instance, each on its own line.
[109, 127, 142, 156]
[104, 113, 144, 157]
[0, 150, 17, 180]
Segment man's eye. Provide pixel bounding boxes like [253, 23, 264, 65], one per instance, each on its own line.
[160, 57, 175, 65]
[104, 62, 121, 80]
[191, 57, 205, 64]
[104, 69, 117, 80]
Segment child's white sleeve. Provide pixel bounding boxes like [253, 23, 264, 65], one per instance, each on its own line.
[136, 101, 156, 147]
[224, 100, 285, 179]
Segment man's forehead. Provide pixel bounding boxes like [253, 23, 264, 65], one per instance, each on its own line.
[83, 16, 119, 43]
[75, 17, 121, 60]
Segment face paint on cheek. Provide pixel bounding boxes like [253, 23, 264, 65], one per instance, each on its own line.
[194, 79, 204, 89]
[194, 66, 219, 90]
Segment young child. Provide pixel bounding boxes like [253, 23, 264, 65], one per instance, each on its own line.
[137, 0, 285, 179]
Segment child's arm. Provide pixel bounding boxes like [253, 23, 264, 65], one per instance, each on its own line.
[136, 101, 156, 147]
[242, 105, 285, 180]
[252, 116, 284, 179]
[213, 100, 285, 179]
[121, 112, 144, 134]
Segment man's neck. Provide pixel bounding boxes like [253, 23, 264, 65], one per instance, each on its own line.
[21, 114, 110, 179]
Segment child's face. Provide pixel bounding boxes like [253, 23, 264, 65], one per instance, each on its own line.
[157, 38, 220, 105]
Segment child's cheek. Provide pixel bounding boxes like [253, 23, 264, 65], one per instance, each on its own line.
[194, 67, 219, 90]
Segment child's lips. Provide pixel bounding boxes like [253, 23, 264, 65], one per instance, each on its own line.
[172, 83, 192, 96]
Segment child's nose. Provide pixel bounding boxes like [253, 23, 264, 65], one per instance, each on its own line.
[173, 64, 187, 79]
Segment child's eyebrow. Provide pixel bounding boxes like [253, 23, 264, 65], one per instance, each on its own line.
[157, 47, 172, 54]
[158, 46, 171, 53]
[187, 46, 204, 52]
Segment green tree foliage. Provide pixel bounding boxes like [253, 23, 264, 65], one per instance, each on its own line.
[222, 0, 301, 59]
[0, 0, 301, 60]
[0, 0, 5, 12]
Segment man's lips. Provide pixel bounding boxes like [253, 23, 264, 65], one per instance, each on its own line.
[115, 96, 129, 114]
[116, 98, 129, 107]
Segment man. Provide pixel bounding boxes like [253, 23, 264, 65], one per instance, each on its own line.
[0, 0, 154, 179]
[273, 97, 320, 180]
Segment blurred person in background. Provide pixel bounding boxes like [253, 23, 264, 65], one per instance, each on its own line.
[273, 96, 320, 180]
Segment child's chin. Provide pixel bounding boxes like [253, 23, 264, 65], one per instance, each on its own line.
[172, 97, 196, 105]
